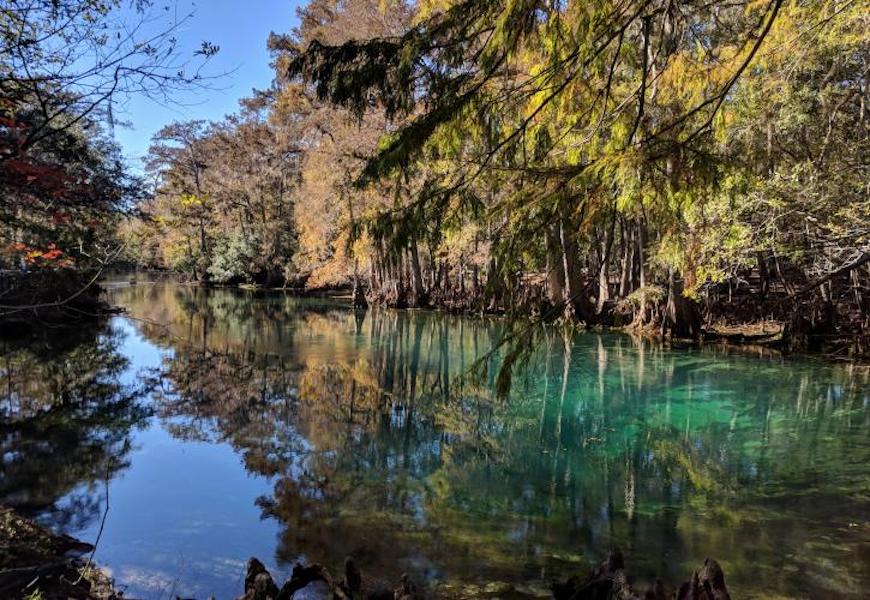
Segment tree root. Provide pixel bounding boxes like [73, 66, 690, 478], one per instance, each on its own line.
[237, 550, 730, 600]
[553, 551, 730, 600]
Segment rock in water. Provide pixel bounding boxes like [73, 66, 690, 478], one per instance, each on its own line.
[276, 563, 339, 600]
[554, 551, 729, 600]
[552, 549, 629, 600]
[289, 580, 331, 600]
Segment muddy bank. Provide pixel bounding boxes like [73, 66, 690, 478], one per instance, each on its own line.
[0, 507, 118, 599]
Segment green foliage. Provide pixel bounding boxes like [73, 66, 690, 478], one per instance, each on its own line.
[618, 286, 666, 311]
[131, 109, 298, 284]
[275, 0, 866, 339]
[208, 231, 262, 284]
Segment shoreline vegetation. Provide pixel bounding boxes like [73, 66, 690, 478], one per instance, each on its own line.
[111, 0, 867, 361]
[0, 271, 120, 340]
[4, 268, 863, 365]
[110, 274, 870, 362]
[1, 0, 867, 359]
[0, 506, 732, 600]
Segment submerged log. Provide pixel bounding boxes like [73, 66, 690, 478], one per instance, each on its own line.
[0, 507, 117, 599]
[552, 550, 647, 600]
[278, 562, 340, 599]
[238, 557, 279, 600]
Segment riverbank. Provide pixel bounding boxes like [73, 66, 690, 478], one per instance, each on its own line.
[104, 275, 869, 363]
[0, 507, 117, 600]
[0, 270, 120, 339]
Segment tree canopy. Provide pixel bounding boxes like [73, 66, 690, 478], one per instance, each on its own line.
[14, 0, 866, 354]
[1, 0, 215, 278]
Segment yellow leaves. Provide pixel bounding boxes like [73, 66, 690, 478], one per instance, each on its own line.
[657, 45, 740, 111]
[712, 108, 731, 145]
[755, 0, 866, 72]
[161, 234, 193, 270]
[179, 193, 206, 207]
[414, 0, 462, 23]
[652, 185, 758, 297]
[308, 260, 353, 288]
[440, 221, 486, 267]
[744, 0, 775, 16]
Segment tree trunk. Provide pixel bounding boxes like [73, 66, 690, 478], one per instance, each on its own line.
[485, 254, 504, 312]
[663, 267, 702, 340]
[597, 221, 613, 314]
[619, 218, 633, 297]
[352, 259, 367, 308]
[560, 219, 577, 320]
[546, 224, 566, 307]
[757, 251, 770, 299]
[637, 219, 647, 290]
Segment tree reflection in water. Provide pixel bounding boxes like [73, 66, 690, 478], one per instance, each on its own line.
[0, 321, 152, 531]
[109, 284, 870, 598]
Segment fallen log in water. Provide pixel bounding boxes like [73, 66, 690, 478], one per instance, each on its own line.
[236, 550, 730, 600]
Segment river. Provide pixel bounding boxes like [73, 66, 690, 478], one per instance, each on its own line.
[1, 281, 868, 598]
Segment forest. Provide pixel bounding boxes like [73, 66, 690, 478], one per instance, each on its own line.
[1, 0, 868, 347]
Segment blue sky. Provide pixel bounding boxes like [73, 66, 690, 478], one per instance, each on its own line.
[113, 0, 303, 171]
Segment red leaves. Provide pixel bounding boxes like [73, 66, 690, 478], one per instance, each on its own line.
[1, 158, 72, 198]
[50, 211, 72, 225]
[6, 242, 74, 268]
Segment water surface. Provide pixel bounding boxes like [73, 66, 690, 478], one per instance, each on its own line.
[2, 282, 868, 598]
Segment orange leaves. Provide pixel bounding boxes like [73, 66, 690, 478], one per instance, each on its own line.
[8, 242, 73, 268]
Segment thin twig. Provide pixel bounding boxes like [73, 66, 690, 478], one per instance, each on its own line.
[73, 457, 112, 585]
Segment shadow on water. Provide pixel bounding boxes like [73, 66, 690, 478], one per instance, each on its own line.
[0, 320, 153, 532]
[4, 281, 870, 598]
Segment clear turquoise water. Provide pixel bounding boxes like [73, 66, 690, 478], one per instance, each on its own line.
[2, 282, 868, 598]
